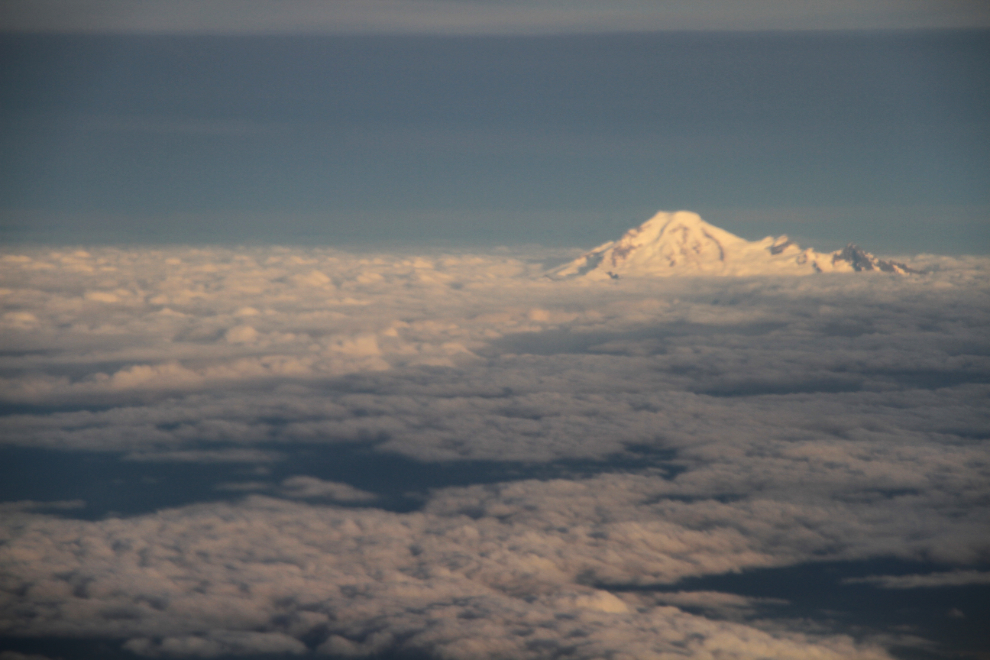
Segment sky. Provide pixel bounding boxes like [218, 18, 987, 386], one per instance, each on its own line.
[2, 0, 990, 34]
[0, 1, 988, 252]
[1, 3, 990, 660]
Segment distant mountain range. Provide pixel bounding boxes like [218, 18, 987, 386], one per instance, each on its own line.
[549, 211, 917, 280]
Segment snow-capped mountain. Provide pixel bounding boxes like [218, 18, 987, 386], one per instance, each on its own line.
[548, 211, 916, 280]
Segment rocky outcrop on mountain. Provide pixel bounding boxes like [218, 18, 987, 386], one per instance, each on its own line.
[828, 243, 918, 274]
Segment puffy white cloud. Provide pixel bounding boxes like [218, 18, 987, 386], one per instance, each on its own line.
[278, 476, 378, 503]
[0, 244, 988, 657]
[1, 492, 892, 659]
[123, 632, 308, 657]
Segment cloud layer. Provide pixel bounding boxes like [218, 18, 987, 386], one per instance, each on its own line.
[1, 245, 988, 657]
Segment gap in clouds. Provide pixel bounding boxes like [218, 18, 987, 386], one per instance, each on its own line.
[604, 558, 990, 660]
[0, 443, 683, 520]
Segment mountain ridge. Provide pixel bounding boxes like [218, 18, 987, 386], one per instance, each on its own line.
[548, 211, 917, 279]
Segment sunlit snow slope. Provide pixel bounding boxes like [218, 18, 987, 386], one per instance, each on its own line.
[549, 211, 916, 279]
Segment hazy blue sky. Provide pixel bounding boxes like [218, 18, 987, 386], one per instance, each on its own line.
[1, 2, 988, 251]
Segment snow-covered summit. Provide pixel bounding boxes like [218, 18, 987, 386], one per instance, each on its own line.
[548, 211, 916, 280]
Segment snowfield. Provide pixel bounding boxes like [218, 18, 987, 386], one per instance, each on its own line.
[549, 211, 917, 279]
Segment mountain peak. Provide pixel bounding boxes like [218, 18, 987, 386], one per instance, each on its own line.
[831, 243, 919, 274]
[549, 211, 916, 279]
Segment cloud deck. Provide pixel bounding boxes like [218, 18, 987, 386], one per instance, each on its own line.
[1, 246, 988, 658]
